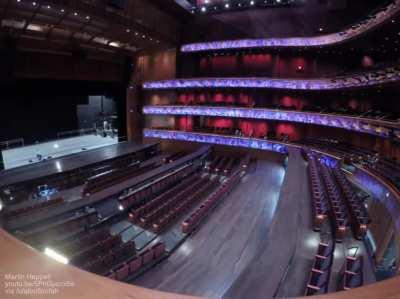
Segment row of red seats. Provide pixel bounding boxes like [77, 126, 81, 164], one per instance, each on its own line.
[306, 153, 329, 231]
[130, 174, 199, 222]
[163, 152, 185, 163]
[340, 255, 364, 290]
[305, 241, 335, 296]
[71, 234, 122, 266]
[213, 157, 229, 173]
[118, 164, 197, 210]
[140, 174, 205, 226]
[205, 156, 223, 171]
[82, 162, 157, 196]
[82, 240, 136, 275]
[332, 168, 369, 239]
[58, 228, 110, 256]
[223, 158, 237, 176]
[139, 174, 206, 226]
[5, 197, 64, 219]
[182, 170, 243, 234]
[107, 242, 166, 281]
[153, 178, 220, 233]
[319, 163, 349, 242]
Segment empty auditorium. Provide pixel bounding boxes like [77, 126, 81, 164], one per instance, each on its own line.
[1, 0, 400, 298]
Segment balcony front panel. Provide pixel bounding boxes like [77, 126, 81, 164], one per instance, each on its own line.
[142, 67, 400, 91]
[143, 129, 289, 154]
[181, 0, 400, 52]
[143, 105, 397, 138]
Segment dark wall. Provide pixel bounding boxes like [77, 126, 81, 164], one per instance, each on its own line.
[0, 79, 124, 144]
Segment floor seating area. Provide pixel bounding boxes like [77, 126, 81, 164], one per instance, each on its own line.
[56, 227, 110, 257]
[106, 242, 166, 282]
[70, 234, 123, 266]
[17, 208, 98, 247]
[82, 161, 158, 196]
[4, 196, 64, 219]
[340, 255, 364, 290]
[182, 165, 244, 234]
[304, 150, 370, 242]
[137, 173, 215, 232]
[163, 152, 186, 163]
[306, 153, 329, 231]
[319, 163, 349, 242]
[119, 162, 199, 210]
[305, 241, 335, 296]
[302, 138, 400, 192]
[152, 177, 219, 233]
[0, 144, 158, 205]
[331, 168, 369, 239]
[81, 239, 136, 275]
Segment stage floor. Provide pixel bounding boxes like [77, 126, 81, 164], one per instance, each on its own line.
[2, 134, 118, 170]
[0, 141, 155, 188]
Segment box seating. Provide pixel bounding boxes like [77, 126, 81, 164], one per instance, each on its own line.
[340, 256, 364, 290]
[305, 241, 334, 296]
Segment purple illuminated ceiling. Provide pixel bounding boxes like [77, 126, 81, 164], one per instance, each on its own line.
[142, 66, 400, 90]
[144, 129, 288, 154]
[181, 0, 400, 52]
[143, 106, 392, 138]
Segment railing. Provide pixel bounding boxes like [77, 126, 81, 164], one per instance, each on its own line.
[57, 128, 97, 139]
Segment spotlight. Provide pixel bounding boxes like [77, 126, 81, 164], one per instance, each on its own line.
[0, 199, 3, 212]
[44, 248, 69, 264]
[118, 204, 124, 211]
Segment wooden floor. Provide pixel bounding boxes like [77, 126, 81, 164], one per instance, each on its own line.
[133, 148, 377, 299]
[133, 158, 286, 298]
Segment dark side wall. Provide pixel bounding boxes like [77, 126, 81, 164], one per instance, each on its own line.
[0, 49, 129, 144]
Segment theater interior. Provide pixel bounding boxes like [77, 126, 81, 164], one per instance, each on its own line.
[1, 0, 400, 298]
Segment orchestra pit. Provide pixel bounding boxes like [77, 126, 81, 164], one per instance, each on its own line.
[1, 1, 400, 299]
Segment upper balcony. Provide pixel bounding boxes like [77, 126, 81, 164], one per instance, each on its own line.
[180, 0, 400, 52]
[142, 63, 400, 91]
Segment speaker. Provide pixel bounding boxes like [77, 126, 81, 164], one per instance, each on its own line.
[107, 0, 126, 9]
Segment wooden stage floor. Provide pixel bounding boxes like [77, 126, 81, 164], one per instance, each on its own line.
[0, 141, 155, 187]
